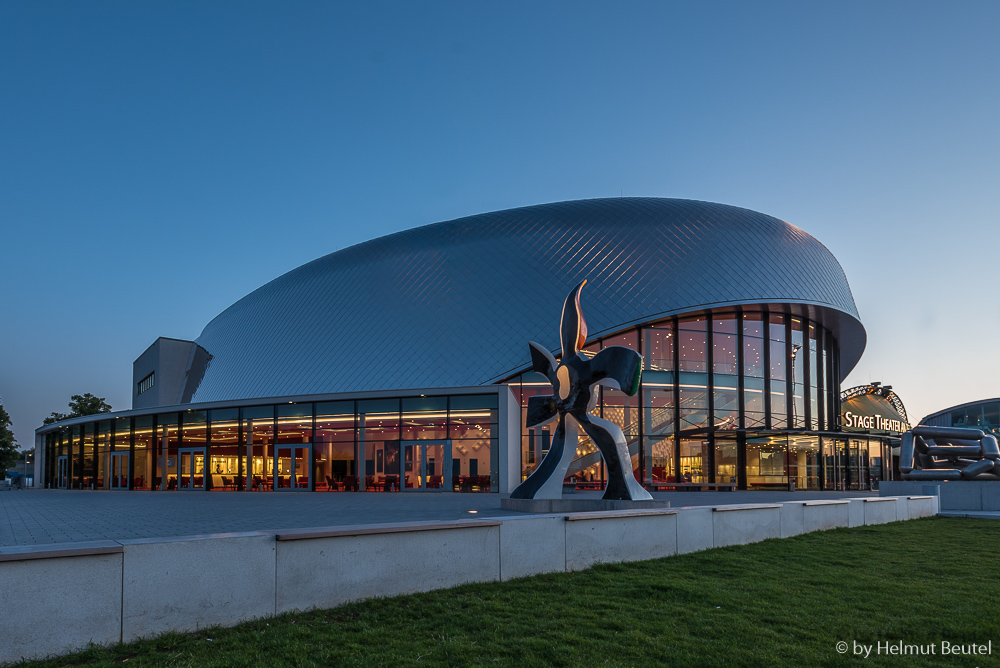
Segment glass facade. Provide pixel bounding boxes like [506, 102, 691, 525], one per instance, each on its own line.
[41, 392, 498, 493]
[504, 307, 883, 491]
[923, 400, 1000, 437]
[38, 307, 889, 494]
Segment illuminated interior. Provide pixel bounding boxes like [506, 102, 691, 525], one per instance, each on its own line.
[504, 307, 888, 491]
[43, 393, 498, 493]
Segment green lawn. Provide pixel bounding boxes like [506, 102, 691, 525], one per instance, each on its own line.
[26, 517, 1000, 667]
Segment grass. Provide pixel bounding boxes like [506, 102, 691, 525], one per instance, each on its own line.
[24, 517, 1000, 667]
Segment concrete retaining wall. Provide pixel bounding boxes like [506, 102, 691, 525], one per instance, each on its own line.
[881, 480, 986, 512]
[0, 495, 934, 665]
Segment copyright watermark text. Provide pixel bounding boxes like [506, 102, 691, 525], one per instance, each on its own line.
[836, 640, 992, 657]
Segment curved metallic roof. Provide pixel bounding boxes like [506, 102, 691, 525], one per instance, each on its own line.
[189, 198, 866, 403]
[921, 398, 1000, 425]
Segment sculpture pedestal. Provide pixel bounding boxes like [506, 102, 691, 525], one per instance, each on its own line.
[880, 480, 1000, 511]
[501, 497, 672, 513]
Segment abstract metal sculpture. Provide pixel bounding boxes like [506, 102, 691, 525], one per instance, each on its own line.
[509, 280, 653, 501]
[900, 426, 1000, 480]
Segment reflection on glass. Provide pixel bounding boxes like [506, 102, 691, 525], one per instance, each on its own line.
[643, 325, 674, 372]
[133, 415, 154, 490]
[647, 436, 673, 483]
[713, 314, 737, 374]
[715, 437, 737, 484]
[603, 330, 638, 351]
[680, 438, 709, 483]
[679, 384, 709, 430]
[643, 383, 674, 437]
[156, 414, 178, 491]
[277, 403, 312, 444]
[678, 317, 708, 373]
[788, 435, 819, 490]
[791, 319, 805, 429]
[744, 377, 765, 428]
[714, 375, 738, 430]
[82, 423, 96, 489]
[713, 313, 738, 429]
[808, 324, 819, 430]
[249, 415, 274, 491]
[359, 399, 399, 492]
[403, 396, 447, 440]
[746, 435, 787, 488]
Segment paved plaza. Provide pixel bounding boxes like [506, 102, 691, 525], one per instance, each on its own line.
[0, 488, 877, 547]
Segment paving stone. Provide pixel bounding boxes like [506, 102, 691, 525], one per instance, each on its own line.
[0, 489, 876, 546]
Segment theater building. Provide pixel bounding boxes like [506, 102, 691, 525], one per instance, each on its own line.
[36, 197, 883, 493]
[836, 383, 910, 487]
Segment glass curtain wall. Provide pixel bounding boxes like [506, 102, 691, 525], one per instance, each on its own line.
[402, 396, 447, 490]
[180, 411, 208, 490]
[742, 313, 766, 429]
[67, 426, 78, 489]
[809, 324, 821, 431]
[244, 406, 274, 491]
[769, 315, 787, 429]
[82, 423, 95, 488]
[746, 434, 787, 488]
[275, 403, 313, 491]
[97, 420, 112, 490]
[210, 408, 241, 490]
[134, 416, 154, 490]
[518, 371, 553, 481]
[315, 401, 356, 490]
[449, 394, 497, 492]
[788, 435, 820, 490]
[678, 317, 709, 432]
[42, 392, 496, 493]
[714, 435, 738, 485]
[502, 308, 843, 491]
[713, 315, 739, 431]
[642, 323, 675, 484]
[359, 399, 400, 492]
[113, 417, 132, 490]
[790, 318, 806, 429]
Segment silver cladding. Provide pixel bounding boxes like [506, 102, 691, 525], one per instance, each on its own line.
[190, 198, 865, 403]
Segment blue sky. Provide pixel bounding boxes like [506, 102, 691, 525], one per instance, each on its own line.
[2, 1, 999, 449]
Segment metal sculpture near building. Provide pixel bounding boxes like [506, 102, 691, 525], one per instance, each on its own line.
[509, 281, 653, 501]
[900, 425, 1000, 480]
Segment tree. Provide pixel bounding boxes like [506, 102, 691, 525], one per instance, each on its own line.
[0, 399, 18, 472]
[42, 393, 113, 425]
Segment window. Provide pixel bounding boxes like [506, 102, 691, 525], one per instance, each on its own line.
[137, 372, 155, 395]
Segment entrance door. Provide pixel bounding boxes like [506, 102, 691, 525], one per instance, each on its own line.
[178, 448, 206, 490]
[274, 445, 312, 491]
[823, 438, 848, 490]
[57, 455, 69, 489]
[401, 441, 451, 491]
[110, 452, 130, 490]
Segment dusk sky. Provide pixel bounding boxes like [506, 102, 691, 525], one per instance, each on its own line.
[2, 1, 998, 450]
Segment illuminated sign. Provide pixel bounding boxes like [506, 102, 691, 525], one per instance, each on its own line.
[842, 410, 907, 434]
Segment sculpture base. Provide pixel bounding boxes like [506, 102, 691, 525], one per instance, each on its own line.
[501, 497, 672, 513]
[880, 480, 1000, 512]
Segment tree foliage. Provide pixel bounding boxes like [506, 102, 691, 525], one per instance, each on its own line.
[42, 393, 113, 425]
[0, 399, 18, 472]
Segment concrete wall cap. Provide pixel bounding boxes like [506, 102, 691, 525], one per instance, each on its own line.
[864, 497, 896, 503]
[0, 540, 123, 562]
[116, 531, 275, 546]
[276, 519, 502, 541]
[803, 500, 849, 506]
[563, 509, 680, 521]
[712, 504, 782, 512]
